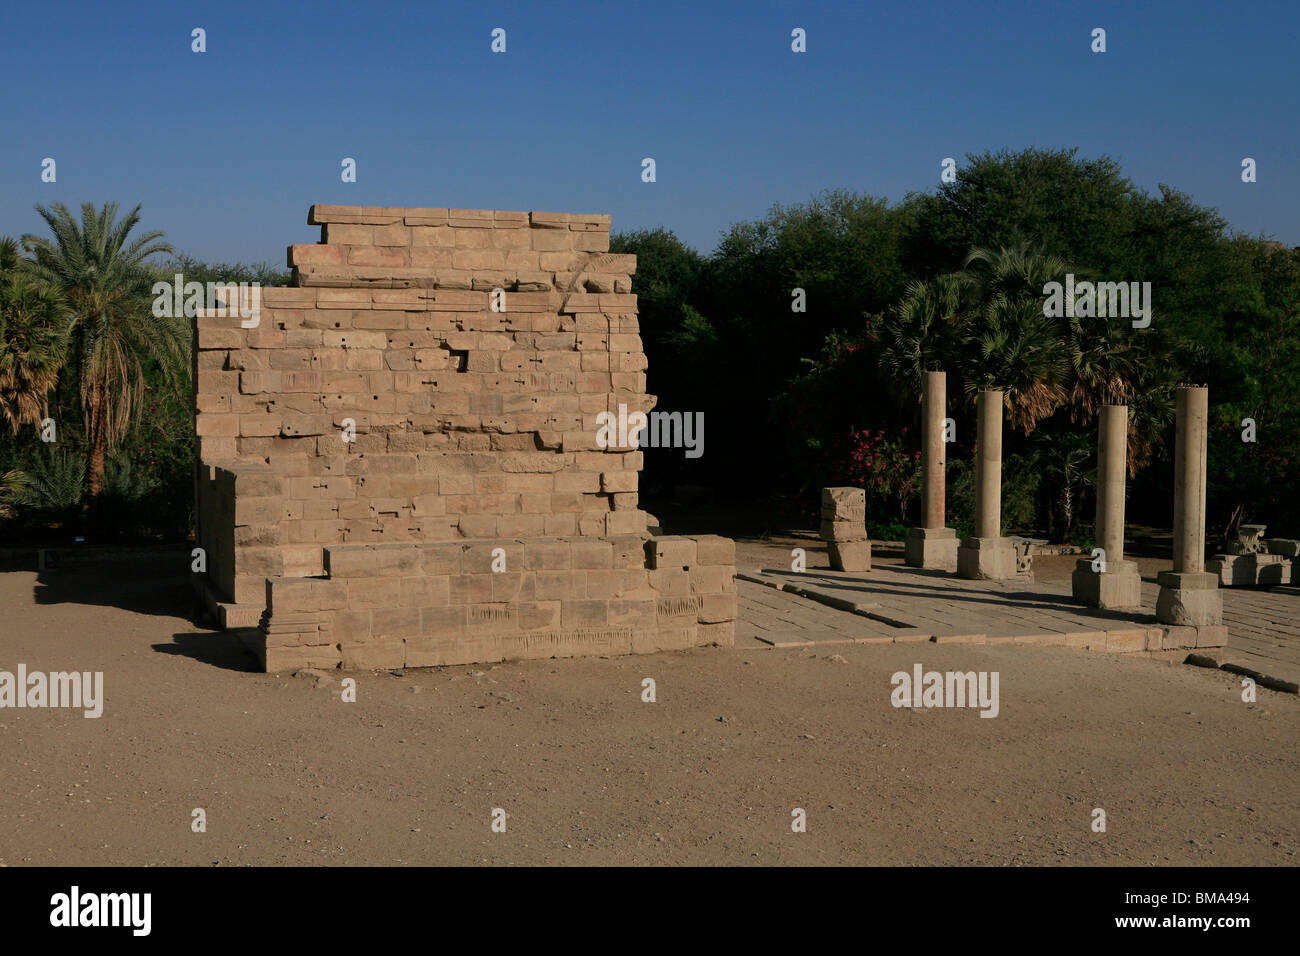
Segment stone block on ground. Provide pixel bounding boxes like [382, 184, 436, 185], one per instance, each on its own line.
[828, 539, 871, 573]
[820, 486, 866, 523]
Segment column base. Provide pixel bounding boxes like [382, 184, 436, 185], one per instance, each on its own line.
[956, 537, 1017, 580]
[828, 539, 871, 573]
[1071, 558, 1142, 609]
[904, 527, 958, 571]
[1156, 571, 1223, 626]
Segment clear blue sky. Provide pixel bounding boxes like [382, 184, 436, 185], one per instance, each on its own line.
[2, 0, 1295, 264]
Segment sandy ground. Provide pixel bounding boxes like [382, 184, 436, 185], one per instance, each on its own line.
[1, 550, 1297, 866]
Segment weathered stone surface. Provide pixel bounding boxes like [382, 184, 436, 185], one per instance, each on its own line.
[1207, 552, 1291, 586]
[1155, 572, 1223, 626]
[904, 526, 957, 571]
[1071, 558, 1142, 610]
[1266, 538, 1300, 557]
[193, 206, 734, 671]
[956, 536, 1017, 581]
[820, 486, 865, 522]
[828, 540, 871, 573]
[820, 518, 867, 542]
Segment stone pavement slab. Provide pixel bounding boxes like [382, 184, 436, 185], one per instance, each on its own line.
[735, 553, 1300, 691]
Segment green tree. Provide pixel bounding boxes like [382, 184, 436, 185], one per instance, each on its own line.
[697, 191, 916, 494]
[903, 147, 1141, 277]
[21, 202, 183, 495]
[609, 228, 703, 353]
[880, 243, 1071, 434]
[1204, 243, 1300, 542]
[0, 237, 73, 434]
[877, 274, 968, 399]
[951, 244, 1072, 434]
[156, 253, 291, 290]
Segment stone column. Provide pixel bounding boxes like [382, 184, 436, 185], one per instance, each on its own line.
[957, 389, 1016, 579]
[974, 389, 1002, 538]
[922, 371, 947, 530]
[1156, 387, 1223, 630]
[905, 371, 957, 570]
[1072, 404, 1141, 608]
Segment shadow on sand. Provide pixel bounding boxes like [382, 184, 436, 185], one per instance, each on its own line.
[30, 551, 194, 619]
[20, 548, 260, 672]
[152, 631, 260, 673]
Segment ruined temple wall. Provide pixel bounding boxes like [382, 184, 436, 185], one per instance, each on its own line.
[191, 205, 736, 672]
[193, 207, 655, 607]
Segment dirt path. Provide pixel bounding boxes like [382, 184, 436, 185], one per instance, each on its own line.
[1, 554, 1296, 865]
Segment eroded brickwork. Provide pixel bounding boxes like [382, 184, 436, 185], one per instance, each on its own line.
[193, 205, 735, 670]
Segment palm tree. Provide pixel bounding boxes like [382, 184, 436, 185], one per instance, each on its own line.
[877, 273, 969, 397]
[20, 202, 183, 495]
[954, 244, 1072, 433]
[961, 293, 1070, 433]
[0, 468, 28, 521]
[0, 468, 31, 510]
[879, 243, 1072, 433]
[1031, 428, 1095, 540]
[960, 244, 1070, 309]
[17, 444, 86, 512]
[0, 269, 72, 433]
[0, 234, 19, 273]
[0, 235, 72, 434]
[1064, 296, 1178, 471]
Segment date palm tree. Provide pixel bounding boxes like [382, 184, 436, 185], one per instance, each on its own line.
[0, 278, 71, 434]
[0, 236, 72, 434]
[0, 235, 17, 273]
[21, 202, 183, 495]
[0, 468, 31, 519]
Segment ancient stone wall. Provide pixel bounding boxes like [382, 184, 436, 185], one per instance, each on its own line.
[192, 205, 735, 670]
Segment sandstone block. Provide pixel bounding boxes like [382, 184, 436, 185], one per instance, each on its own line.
[340, 639, 405, 670]
[828, 539, 871, 573]
[648, 537, 696, 570]
[956, 537, 1018, 581]
[698, 592, 737, 624]
[821, 486, 866, 516]
[691, 534, 735, 566]
[820, 518, 867, 542]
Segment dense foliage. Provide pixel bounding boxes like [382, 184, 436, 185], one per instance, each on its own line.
[0, 205, 288, 545]
[614, 148, 1300, 543]
[3, 149, 1296, 548]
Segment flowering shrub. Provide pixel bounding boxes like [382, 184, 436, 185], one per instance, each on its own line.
[844, 427, 922, 523]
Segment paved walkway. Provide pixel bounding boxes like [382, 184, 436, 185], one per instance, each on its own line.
[735, 549, 1300, 692]
[1219, 584, 1300, 687]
